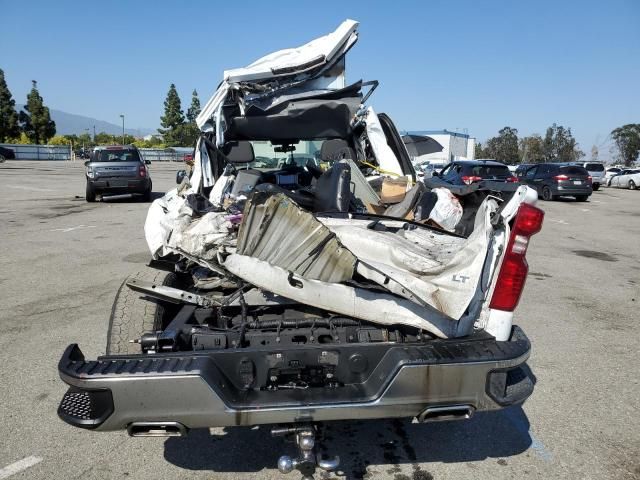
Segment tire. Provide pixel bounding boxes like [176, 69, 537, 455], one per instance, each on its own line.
[629, 180, 636, 190]
[542, 186, 555, 201]
[143, 181, 152, 201]
[575, 195, 589, 202]
[106, 267, 182, 354]
[592, 184, 600, 191]
[85, 182, 96, 202]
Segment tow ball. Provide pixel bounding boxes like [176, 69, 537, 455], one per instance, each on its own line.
[271, 425, 340, 480]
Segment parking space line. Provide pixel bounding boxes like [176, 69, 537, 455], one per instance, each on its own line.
[505, 410, 552, 462]
[0, 456, 43, 479]
[4, 185, 56, 192]
[548, 219, 569, 225]
[49, 225, 96, 233]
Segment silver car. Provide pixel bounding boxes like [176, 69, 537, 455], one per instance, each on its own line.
[577, 162, 606, 190]
[608, 168, 640, 189]
[84, 145, 152, 202]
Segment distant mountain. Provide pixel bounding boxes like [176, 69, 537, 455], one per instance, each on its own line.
[16, 105, 156, 137]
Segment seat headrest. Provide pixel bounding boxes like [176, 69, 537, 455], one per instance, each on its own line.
[221, 141, 255, 164]
[320, 139, 356, 162]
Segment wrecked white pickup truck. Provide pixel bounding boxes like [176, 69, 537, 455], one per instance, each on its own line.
[57, 20, 544, 479]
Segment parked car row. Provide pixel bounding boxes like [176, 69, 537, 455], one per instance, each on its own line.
[427, 158, 639, 200]
[607, 168, 640, 189]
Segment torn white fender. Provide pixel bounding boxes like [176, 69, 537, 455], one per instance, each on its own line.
[223, 254, 458, 338]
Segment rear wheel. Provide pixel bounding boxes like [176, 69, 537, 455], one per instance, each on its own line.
[575, 195, 589, 202]
[542, 186, 555, 201]
[592, 184, 600, 191]
[629, 180, 636, 190]
[85, 182, 96, 202]
[143, 181, 152, 201]
[106, 267, 182, 354]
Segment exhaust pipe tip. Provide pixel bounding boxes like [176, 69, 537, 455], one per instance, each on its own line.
[416, 405, 474, 423]
[127, 422, 188, 437]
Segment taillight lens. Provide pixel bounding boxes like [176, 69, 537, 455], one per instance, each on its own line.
[587, 175, 592, 183]
[489, 203, 544, 311]
[506, 176, 518, 183]
[461, 175, 483, 184]
[553, 174, 569, 182]
[139, 164, 146, 177]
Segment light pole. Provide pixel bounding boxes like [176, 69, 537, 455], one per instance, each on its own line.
[83, 128, 90, 156]
[119, 114, 125, 145]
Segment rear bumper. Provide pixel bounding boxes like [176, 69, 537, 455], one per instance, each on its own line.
[58, 326, 534, 431]
[551, 185, 592, 196]
[89, 178, 150, 194]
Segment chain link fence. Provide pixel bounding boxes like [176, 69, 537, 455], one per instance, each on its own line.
[0, 144, 72, 160]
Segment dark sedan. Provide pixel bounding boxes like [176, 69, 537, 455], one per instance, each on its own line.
[519, 164, 592, 201]
[0, 146, 16, 161]
[435, 160, 518, 185]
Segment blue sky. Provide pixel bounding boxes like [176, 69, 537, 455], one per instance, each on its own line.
[2, 0, 639, 158]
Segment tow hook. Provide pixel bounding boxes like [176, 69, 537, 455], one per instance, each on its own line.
[271, 425, 339, 480]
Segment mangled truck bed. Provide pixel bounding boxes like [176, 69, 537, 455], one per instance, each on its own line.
[57, 19, 544, 479]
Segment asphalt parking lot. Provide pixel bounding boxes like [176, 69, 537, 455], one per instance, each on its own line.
[0, 160, 638, 480]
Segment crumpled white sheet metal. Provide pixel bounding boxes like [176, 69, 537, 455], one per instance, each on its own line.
[196, 20, 358, 131]
[224, 19, 358, 83]
[145, 188, 185, 258]
[223, 254, 457, 338]
[428, 188, 463, 231]
[166, 211, 233, 261]
[318, 196, 496, 320]
[364, 106, 404, 177]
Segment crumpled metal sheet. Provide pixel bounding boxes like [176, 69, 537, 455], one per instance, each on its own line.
[236, 193, 356, 283]
[317, 196, 497, 320]
[223, 254, 457, 338]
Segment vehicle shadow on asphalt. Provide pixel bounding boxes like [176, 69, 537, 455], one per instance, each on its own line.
[163, 406, 533, 479]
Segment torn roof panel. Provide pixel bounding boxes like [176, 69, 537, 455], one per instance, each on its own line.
[223, 19, 359, 83]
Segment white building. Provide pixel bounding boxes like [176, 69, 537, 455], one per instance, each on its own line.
[407, 130, 476, 165]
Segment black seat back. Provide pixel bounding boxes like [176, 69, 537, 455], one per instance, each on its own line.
[320, 139, 356, 162]
[221, 141, 255, 164]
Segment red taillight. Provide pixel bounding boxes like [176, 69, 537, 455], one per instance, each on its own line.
[139, 164, 146, 177]
[461, 175, 483, 184]
[489, 203, 544, 311]
[506, 176, 518, 183]
[587, 175, 592, 183]
[553, 174, 569, 182]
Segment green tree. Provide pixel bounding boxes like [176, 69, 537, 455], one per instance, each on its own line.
[0, 68, 20, 142]
[542, 123, 584, 162]
[164, 122, 199, 147]
[474, 142, 484, 159]
[159, 84, 184, 137]
[484, 126, 519, 164]
[611, 124, 640, 167]
[590, 145, 599, 162]
[519, 135, 545, 163]
[19, 80, 56, 144]
[186, 89, 201, 123]
[93, 131, 136, 145]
